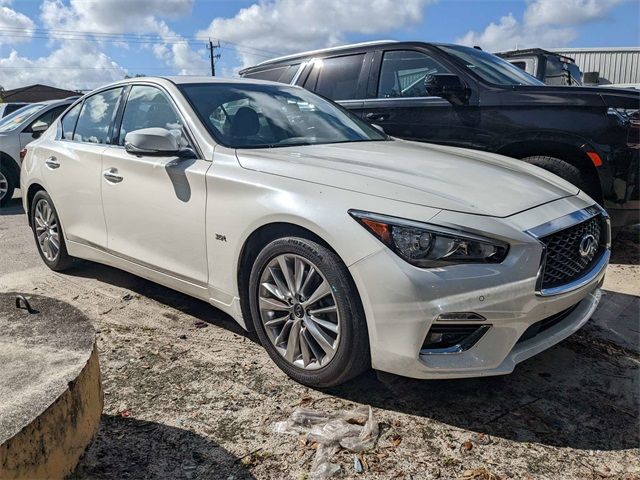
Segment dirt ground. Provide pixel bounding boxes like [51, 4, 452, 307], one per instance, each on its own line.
[1, 195, 638, 480]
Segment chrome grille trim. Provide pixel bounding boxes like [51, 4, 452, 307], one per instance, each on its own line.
[526, 205, 611, 297]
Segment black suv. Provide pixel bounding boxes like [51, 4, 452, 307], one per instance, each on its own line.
[240, 41, 639, 227]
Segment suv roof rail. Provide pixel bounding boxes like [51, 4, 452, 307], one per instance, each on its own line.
[254, 40, 398, 67]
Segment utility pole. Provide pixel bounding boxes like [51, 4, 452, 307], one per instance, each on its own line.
[208, 38, 221, 76]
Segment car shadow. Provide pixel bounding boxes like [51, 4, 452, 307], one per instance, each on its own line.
[325, 325, 639, 452]
[64, 261, 254, 341]
[610, 225, 639, 265]
[72, 414, 256, 479]
[0, 197, 24, 216]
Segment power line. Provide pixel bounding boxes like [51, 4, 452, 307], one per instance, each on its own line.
[0, 26, 286, 58]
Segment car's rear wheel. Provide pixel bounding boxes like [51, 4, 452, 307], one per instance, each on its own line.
[249, 237, 370, 387]
[0, 164, 15, 207]
[30, 191, 74, 271]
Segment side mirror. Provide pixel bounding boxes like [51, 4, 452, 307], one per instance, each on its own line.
[424, 74, 469, 106]
[124, 128, 196, 159]
[31, 120, 49, 138]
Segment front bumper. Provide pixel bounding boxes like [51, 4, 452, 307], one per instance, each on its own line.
[348, 198, 608, 379]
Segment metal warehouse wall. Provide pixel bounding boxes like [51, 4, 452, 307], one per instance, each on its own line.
[549, 47, 640, 85]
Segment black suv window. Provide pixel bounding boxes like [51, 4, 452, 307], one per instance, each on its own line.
[74, 87, 124, 144]
[61, 102, 82, 140]
[244, 64, 299, 84]
[308, 54, 365, 101]
[118, 85, 187, 147]
[378, 50, 450, 98]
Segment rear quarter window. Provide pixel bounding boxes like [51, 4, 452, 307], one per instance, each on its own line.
[244, 64, 300, 84]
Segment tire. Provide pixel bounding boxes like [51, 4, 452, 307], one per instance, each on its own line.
[0, 162, 15, 207]
[522, 155, 598, 200]
[248, 237, 370, 387]
[30, 190, 74, 271]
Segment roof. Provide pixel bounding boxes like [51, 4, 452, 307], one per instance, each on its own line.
[164, 76, 274, 85]
[250, 40, 399, 68]
[1, 84, 80, 103]
[549, 47, 640, 53]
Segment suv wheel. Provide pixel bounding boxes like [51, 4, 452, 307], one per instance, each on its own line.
[30, 191, 74, 271]
[0, 163, 15, 207]
[248, 237, 370, 387]
[522, 155, 598, 200]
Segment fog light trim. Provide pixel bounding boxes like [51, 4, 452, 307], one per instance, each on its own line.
[436, 312, 486, 321]
[420, 324, 491, 355]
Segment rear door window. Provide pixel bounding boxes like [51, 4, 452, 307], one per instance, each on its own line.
[378, 50, 450, 98]
[308, 54, 365, 101]
[74, 88, 124, 144]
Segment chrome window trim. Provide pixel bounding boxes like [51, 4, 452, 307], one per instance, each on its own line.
[526, 204, 611, 297]
[289, 63, 306, 85]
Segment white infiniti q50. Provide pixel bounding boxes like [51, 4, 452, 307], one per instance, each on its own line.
[21, 77, 610, 387]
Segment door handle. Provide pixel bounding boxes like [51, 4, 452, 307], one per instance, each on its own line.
[45, 156, 60, 169]
[365, 112, 390, 122]
[103, 168, 123, 184]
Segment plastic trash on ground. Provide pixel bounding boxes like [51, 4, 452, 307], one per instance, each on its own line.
[274, 405, 379, 479]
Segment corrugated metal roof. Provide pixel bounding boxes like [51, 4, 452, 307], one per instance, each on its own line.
[549, 48, 640, 85]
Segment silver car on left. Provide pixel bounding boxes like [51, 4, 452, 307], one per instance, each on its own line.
[0, 97, 77, 206]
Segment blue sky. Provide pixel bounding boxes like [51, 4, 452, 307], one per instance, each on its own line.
[0, 0, 637, 90]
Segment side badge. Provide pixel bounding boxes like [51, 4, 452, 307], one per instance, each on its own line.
[215, 234, 227, 242]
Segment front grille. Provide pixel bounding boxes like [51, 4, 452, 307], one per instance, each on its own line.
[539, 214, 603, 289]
[516, 303, 579, 344]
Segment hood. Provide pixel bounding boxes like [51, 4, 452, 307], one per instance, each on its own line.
[503, 85, 640, 109]
[236, 139, 579, 217]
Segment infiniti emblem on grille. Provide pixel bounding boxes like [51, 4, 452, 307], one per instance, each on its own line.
[578, 233, 598, 258]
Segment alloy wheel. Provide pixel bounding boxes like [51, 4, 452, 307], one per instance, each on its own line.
[0, 171, 7, 201]
[34, 198, 60, 262]
[258, 254, 340, 370]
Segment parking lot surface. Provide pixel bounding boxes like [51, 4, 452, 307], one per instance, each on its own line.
[1, 195, 638, 480]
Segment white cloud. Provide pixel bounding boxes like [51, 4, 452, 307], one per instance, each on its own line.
[0, 40, 127, 91]
[39, 0, 207, 75]
[198, 0, 432, 68]
[457, 0, 622, 52]
[41, 0, 194, 33]
[524, 0, 622, 27]
[0, 2, 35, 45]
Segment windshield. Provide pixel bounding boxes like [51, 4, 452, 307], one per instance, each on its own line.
[438, 45, 545, 86]
[180, 83, 387, 149]
[0, 103, 46, 133]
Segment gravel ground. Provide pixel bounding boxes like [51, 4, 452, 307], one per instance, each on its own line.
[1, 195, 638, 480]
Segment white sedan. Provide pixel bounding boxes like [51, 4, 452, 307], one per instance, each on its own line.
[21, 77, 609, 387]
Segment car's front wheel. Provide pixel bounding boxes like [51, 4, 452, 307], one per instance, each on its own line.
[30, 190, 74, 271]
[249, 237, 370, 387]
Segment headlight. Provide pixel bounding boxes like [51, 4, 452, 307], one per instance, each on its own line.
[349, 210, 509, 268]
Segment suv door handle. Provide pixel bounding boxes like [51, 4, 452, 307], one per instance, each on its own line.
[365, 112, 390, 122]
[103, 168, 123, 184]
[45, 156, 60, 169]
